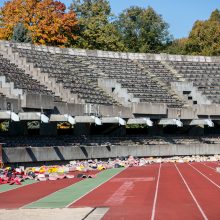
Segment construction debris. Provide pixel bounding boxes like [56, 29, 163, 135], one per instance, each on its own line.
[1, 154, 220, 185]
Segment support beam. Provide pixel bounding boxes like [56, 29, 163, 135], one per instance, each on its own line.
[50, 114, 75, 125]
[159, 118, 183, 127]
[190, 119, 214, 127]
[0, 111, 19, 121]
[127, 118, 153, 126]
[101, 117, 126, 125]
[75, 116, 101, 125]
[18, 112, 49, 123]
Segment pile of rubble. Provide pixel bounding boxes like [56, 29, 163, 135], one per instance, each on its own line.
[141, 155, 220, 164]
[1, 155, 220, 185]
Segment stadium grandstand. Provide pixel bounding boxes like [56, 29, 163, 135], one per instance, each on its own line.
[0, 40, 220, 165]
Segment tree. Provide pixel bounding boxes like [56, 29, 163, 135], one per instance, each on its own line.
[115, 6, 172, 53]
[70, 0, 125, 51]
[0, 0, 78, 46]
[185, 9, 220, 56]
[165, 38, 188, 55]
[11, 23, 32, 43]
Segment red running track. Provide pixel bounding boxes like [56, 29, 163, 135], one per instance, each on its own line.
[176, 163, 220, 220]
[155, 163, 203, 220]
[203, 161, 220, 170]
[0, 170, 99, 209]
[1, 163, 220, 219]
[191, 162, 220, 185]
[71, 165, 160, 220]
[70, 163, 220, 220]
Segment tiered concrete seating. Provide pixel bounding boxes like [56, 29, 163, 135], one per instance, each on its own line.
[140, 60, 180, 85]
[0, 54, 53, 96]
[12, 48, 118, 105]
[82, 56, 184, 107]
[169, 61, 220, 103]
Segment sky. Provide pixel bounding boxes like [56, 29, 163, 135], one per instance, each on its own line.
[0, 0, 219, 39]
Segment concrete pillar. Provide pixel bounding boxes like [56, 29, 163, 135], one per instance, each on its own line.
[9, 121, 28, 135]
[74, 123, 91, 136]
[40, 122, 57, 136]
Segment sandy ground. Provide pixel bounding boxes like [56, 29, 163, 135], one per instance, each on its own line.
[0, 207, 108, 220]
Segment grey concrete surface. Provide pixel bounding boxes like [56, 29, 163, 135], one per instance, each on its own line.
[3, 144, 220, 163]
[0, 208, 95, 220]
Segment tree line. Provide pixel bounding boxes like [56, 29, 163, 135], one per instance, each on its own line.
[0, 0, 219, 55]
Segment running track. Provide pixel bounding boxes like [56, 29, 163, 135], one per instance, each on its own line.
[0, 170, 99, 209]
[71, 162, 220, 220]
[0, 162, 220, 219]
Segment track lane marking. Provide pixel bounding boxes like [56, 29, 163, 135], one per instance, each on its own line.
[175, 164, 208, 220]
[151, 163, 161, 220]
[212, 161, 220, 166]
[202, 163, 216, 171]
[66, 168, 126, 208]
[188, 163, 220, 189]
[104, 181, 134, 206]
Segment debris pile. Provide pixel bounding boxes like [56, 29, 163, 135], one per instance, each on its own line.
[1, 154, 219, 185]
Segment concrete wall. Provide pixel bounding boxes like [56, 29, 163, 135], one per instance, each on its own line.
[3, 144, 220, 163]
[132, 103, 167, 115]
[195, 104, 220, 116]
[99, 105, 132, 118]
[0, 97, 20, 112]
[54, 102, 84, 116]
[21, 94, 54, 109]
[168, 107, 197, 120]
[171, 82, 212, 105]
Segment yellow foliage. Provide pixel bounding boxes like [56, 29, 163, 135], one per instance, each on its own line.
[0, 0, 78, 46]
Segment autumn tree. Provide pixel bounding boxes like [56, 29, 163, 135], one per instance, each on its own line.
[184, 9, 220, 56]
[70, 0, 125, 51]
[0, 0, 78, 46]
[165, 38, 188, 55]
[115, 6, 172, 53]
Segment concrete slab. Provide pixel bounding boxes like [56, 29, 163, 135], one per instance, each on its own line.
[85, 207, 109, 220]
[0, 208, 93, 220]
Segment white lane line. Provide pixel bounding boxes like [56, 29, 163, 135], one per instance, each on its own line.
[66, 167, 127, 208]
[202, 163, 216, 171]
[188, 163, 220, 189]
[212, 161, 220, 166]
[151, 163, 161, 220]
[175, 164, 208, 220]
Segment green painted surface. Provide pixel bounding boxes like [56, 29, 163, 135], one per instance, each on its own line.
[0, 180, 36, 193]
[25, 168, 124, 209]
